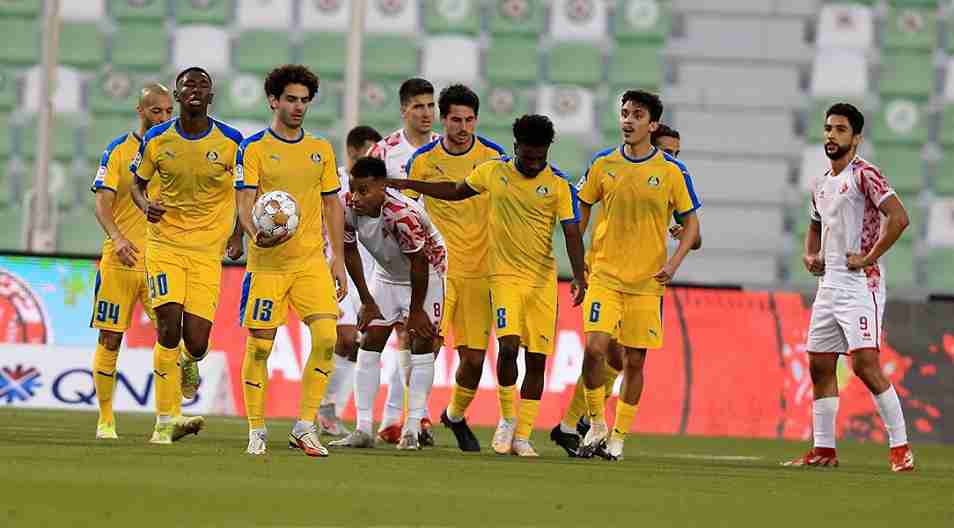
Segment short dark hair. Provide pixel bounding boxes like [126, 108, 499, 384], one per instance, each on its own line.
[175, 66, 213, 88]
[346, 126, 383, 151]
[621, 90, 663, 122]
[399, 78, 434, 106]
[438, 84, 479, 118]
[264, 64, 320, 101]
[651, 123, 680, 145]
[512, 114, 555, 147]
[826, 102, 864, 135]
[351, 157, 388, 179]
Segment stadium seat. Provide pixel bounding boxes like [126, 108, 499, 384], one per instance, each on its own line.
[939, 104, 954, 145]
[173, 26, 230, 75]
[882, 240, 916, 289]
[358, 79, 402, 133]
[600, 88, 627, 134]
[109, 0, 167, 21]
[21, 115, 79, 161]
[0, 206, 23, 250]
[0, 113, 12, 159]
[935, 154, 954, 195]
[549, 0, 608, 42]
[898, 192, 923, 232]
[880, 51, 933, 98]
[681, 252, 780, 285]
[872, 143, 923, 194]
[926, 198, 954, 247]
[676, 109, 796, 157]
[235, 0, 292, 29]
[883, 6, 937, 52]
[215, 74, 272, 121]
[85, 115, 137, 161]
[112, 22, 168, 71]
[680, 156, 789, 205]
[89, 70, 143, 116]
[0, 157, 12, 207]
[424, 0, 481, 36]
[486, 36, 540, 85]
[422, 36, 480, 85]
[926, 249, 954, 291]
[58, 211, 104, 254]
[481, 85, 533, 130]
[303, 33, 348, 80]
[696, 205, 786, 252]
[57, 23, 106, 69]
[614, 0, 669, 43]
[366, 0, 421, 34]
[676, 62, 800, 110]
[810, 50, 869, 97]
[175, 0, 232, 25]
[0, 0, 40, 17]
[488, 0, 546, 37]
[305, 83, 341, 129]
[61, 0, 106, 21]
[363, 36, 418, 80]
[872, 97, 929, 146]
[548, 133, 589, 182]
[548, 41, 603, 87]
[228, 119, 267, 140]
[301, 0, 350, 31]
[23, 66, 82, 114]
[799, 144, 828, 191]
[0, 69, 17, 111]
[0, 18, 39, 66]
[815, 3, 874, 51]
[538, 85, 595, 136]
[234, 31, 293, 75]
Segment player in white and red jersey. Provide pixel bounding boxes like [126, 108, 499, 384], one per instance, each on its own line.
[783, 103, 914, 472]
[329, 157, 447, 451]
[366, 78, 441, 445]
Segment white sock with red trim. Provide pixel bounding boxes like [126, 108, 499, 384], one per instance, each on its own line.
[813, 396, 839, 449]
[873, 385, 908, 447]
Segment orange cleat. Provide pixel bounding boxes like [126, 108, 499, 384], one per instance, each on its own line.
[781, 447, 838, 468]
[890, 444, 915, 472]
[377, 423, 402, 444]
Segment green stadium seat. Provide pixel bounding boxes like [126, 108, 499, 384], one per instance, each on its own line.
[21, 116, 79, 161]
[358, 79, 401, 133]
[303, 32, 347, 81]
[363, 36, 418, 80]
[481, 85, 532, 130]
[872, 98, 929, 145]
[614, 0, 670, 43]
[305, 82, 341, 129]
[549, 133, 589, 183]
[601, 88, 629, 134]
[880, 51, 933, 98]
[0, 18, 39, 65]
[0, 158, 12, 208]
[58, 210, 104, 254]
[0, 206, 23, 251]
[235, 30, 292, 75]
[110, 0, 167, 21]
[883, 6, 937, 52]
[873, 143, 923, 194]
[608, 42, 661, 89]
[112, 22, 168, 71]
[424, 0, 481, 36]
[0, 113, 12, 158]
[85, 115, 137, 161]
[175, 0, 232, 25]
[488, 0, 546, 37]
[58, 23, 106, 69]
[90, 70, 144, 115]
[882, 240, 916, 289]
[486, 36, 539, 85]
[935, 151, 954, 195]
[215, 74, 272, 121]
[0, 0, 40, 17]
[549, 42, 603, 87]
[479, 126, 512, 152]
[926, 249, 954, 292]
[939, 104, 954, 146]
[0, 70, 15, 112]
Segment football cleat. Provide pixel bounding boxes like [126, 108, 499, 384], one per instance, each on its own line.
[890, 444, 915, 472]
[318, 415, 351, 437]
[246, 428, 267, 456]
[328, 429, 375, 448]
[96, 422, 118, 440]
[511, 439, 539, 457]
[287, 424, 329, 457]
[578, 420, 609, 459]
[180, 357, 201, 400]
[149, 422, 173, 445]
[781, 447, 838, 468]
[377, 423, 402, 444]
[549, 425, 580, 457]
[397, 429, 421, 451]
[576, 415, 591, 438]
[492, 418, 516, 455]
[171, 415, 205, 441]
[440, 409, 480, 452]
[418, 417, 435, 447]
[599, 436, 624, 461]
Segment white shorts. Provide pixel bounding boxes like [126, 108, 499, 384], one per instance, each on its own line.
[368, 275, 445, 330]
[806, 287, 885, 354]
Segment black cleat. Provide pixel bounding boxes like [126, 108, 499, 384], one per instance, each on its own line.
[550, 425, 581, 457]
[418, 417, 435, 447]
[440, 409, 480, 452]
[576, 416, 591, 438]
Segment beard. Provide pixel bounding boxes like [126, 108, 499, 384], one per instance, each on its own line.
[824, 142, 852, 160]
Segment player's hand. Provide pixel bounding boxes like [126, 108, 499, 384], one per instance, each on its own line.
[112, 236, 139, 267]
[653, 261, 678, 284]
[846, 252, 871, 272]
[254, 230, 291, 248]
[570, 276, 587, 307]
[330, 257, 348, 301]
[226, 233, 244, 261]
[144, 200, 166, 223]
[357, 302, 383, 332]
[406, 307, 435, 340]
[669, 224, 685, 240]
[803, 253, 825, 276]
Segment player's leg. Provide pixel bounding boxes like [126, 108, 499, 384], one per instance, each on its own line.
[554, 336, 623, 454]
[440, 277, 486, 451]
[93, 330, 123, 438]
[176, 255, 224, 401]
[319, 323, 358, 436]
[578, 285, 622, 455]
[490, 281, 529, 455]
[398, 278, 443, 450]
[379, 323, 409, 441]
[511, 282, 557, 457]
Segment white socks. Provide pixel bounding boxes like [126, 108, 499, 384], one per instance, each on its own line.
[873, 385, 908, 447]
[405, 352, 435, 434]
[327, 354, 356, 417]
[812, 397, 839, 449]
[355, 349, 381, 434]
[381, 348, 409, 427]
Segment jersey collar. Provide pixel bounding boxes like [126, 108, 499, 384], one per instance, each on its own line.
[619, 144, 657, 164]
[268, 127, 305, 144]
[175, 117, 214, 141]
[440, 135, 476, 157]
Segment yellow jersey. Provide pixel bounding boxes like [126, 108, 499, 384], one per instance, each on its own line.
[406, 136, 507, 279]
[577, 146, 701, 296]
[465, 158, 579, 285]
[92, 131, 159, 270]
[235, 128, 340, 273]
[130, 117, 243, 258]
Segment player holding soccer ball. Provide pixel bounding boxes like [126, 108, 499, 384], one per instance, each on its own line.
[130, 67, 245, 445]
[234, 65, 347, 457]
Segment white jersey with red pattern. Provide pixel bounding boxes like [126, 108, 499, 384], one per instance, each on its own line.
[344, 188, 448, 285]
[367, 128, 440, 179]
[324, 167, 375, 272]
[811, 156, 896, 294]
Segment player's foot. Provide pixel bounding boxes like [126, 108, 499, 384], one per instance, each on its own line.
[246, 428, 267, 456]
[287, 423, 328, 457]
[492, 418, 516, 455]
[377, 422, 402, 444]
[511, 439, 539, 457]
[328, 429, 375, 448]
[397, 429, 421, 451]
[180, 356, 201, 400]
[576, 415, 590, 438]
[890, 444, 915, 472]
[549, 425, 580, 457]
[440, 409, 480, 452]
[171, 415, 205, 441]
[579, 420, 609, 459]
[418, 417, 435, 447]
[149, 422, 173, 445]
[781, 447, 838, 468]
[96, 421, 118, 440]
[318, 414, 351, 437]
[599, 436, 624, 461]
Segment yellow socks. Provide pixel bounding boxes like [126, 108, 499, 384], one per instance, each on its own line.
[612, 401, 638, 441]
[583, 384, 606, 424]
[498, 384, 516, 422]
[603, 365, 621, 398]
[562, 376, 587, 429]
[153, 342, 179, 418]
[299, 318, 336, 422]
[93, 344, 119, 425]
[448, 384, 477, 421]
[242, 336, 274, 430]
[515, 398, 541, 441]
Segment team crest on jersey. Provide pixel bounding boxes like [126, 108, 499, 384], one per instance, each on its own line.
[206, 151, 218, 162]
[311, 152, 322, 163]
[839, 182, 849, 194]
[536, 185, 549, 196]
[647, 175, 660, 187]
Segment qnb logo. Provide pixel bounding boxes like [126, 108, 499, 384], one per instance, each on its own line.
[0, 365, 42, 403]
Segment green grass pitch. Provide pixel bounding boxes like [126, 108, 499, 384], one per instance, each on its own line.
[1, 408, 953, 527]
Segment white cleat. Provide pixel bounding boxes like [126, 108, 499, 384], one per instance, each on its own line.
[171, 415, 205, 441]
[601, 436, 624, 461]
[492, 418, 516, 455]
[287, 424, 329, 457]
[396, 429, 421, 451]
[579, 420, 609, 459]
[96, 422, 118, 440]
[246, 428, 267, 456]
[511, 439, 539, 457]
[328, 429, 375, 448]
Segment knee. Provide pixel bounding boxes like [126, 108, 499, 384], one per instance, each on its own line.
[155, 319, 181, 348]
[622, 351, 646, 374]
[497, 343, 519, 363]
[308, 318, 337, 357]
[809, 358, 835, 385]
[606, 348, 624, 372]
[98, 331, 123, 352]
[459, 349, 484, 373]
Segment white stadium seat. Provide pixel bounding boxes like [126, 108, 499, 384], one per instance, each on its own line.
[926, 198, 954, 248]
[173, 26, 230, 75]
[550, 0, 609, 41]
[677, 253, 780, 285]
[301, 0, 351, 31]
[678, 156, 790, 204]
[236, 0, 294, 30]
[944, 57, 954, 102]
[366, 0, 420, 35]
[61, 0, 106, 21]
[23, 66, 82, 114]
[674, 109, 797, 157]
[810, 50, 869, 97]
[538, 85, 595, 135]
[422, 36, 479, 86]
[695, 205, 786, 252]
[799, 144, 828, 192]
[675, 62, 801, 108]
[816, 3, 874, 51]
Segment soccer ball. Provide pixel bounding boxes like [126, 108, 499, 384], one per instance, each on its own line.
[252, 190, 300, 239]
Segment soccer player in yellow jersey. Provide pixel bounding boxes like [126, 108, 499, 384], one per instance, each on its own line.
[129, 67, 245, 445]
[390, 114, 587, 456]
[575, 91, 702, 461]
[403, 84, 511, 452]
[234, 65, 347, 457]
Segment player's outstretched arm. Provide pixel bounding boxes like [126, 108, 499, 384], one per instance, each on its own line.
[804, 219, 824, 276]
[94, 190, 139, 267]
[323, 193, 348, 300]
[406, 250, 434, 339]
[562, 221, 588, 306]
[384, 178, 478, 201]
[655, 211, 699, 285]
[847, 195, 910, 271]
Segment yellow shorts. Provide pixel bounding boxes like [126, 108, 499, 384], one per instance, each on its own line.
[91, 265, 153, 332]
[490, 279, 557, 356]
[240, 265, 338, 329]
[582, 284, 663, 349]
[145, 248, 223, 323]
[442, 276, 493, 350]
